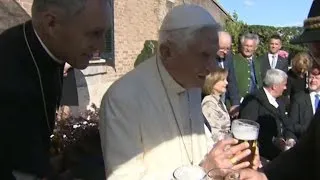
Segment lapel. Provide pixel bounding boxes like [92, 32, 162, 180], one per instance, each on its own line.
[257, 89, 281, 117]
[305, 90, 314, 116]
[264, 54, 271, 70]
[256, 89, 284, 135]
[253, 56, 261, 85]
[275, 55, 283, 69]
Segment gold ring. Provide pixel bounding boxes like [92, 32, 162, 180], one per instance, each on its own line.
[230, 157, 237, 164]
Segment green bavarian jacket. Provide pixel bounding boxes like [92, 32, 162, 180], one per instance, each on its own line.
[233, 53, 262, 99]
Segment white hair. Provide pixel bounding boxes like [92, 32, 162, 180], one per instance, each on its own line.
[240, 33, 260, 46]
[263, 69, 288, 87]
[158, 24, 221, 54]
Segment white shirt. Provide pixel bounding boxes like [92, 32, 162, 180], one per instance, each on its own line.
[33, 28, 64, 64]
[309, 91, 320, 114]
[217, 59, 224, 69]
[263, 88, 279, 108]
[268, 53, 278, 69]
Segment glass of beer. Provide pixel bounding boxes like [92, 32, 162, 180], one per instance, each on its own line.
[231, 119, 259, 167]
[173, 165, 207, 180]
[207, 168, 240, 180]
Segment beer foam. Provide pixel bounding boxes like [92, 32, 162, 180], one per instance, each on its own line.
[173, 165, 206, 180]
[232, 129, 258, 140]
[231, 120, 259, 140]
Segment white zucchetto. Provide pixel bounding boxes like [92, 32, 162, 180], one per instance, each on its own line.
[160, 4, 218, 31]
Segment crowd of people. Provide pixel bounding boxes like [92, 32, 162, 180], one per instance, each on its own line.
[1, 0, 320, 179]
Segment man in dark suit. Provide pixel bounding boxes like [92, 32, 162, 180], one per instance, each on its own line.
[260, 34, 289, 79]
[215, 31, 240, 117]
[239, 69, 289, 160]
[0, 0, 112, 179]
[286, 65, 320, 141]
[239, 1, 320, 179]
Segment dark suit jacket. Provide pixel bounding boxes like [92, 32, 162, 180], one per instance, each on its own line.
[263, 110, 320, 180]
[239, 88, 289, 160]
[216, 53, 240, 106]
[0, 21, 64, 179]
[260, 53, 288, 79]
[285, 90, 314, 140]
[285, 69, 307, 98]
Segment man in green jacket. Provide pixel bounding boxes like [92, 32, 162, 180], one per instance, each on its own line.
[233, 33, 262, 101]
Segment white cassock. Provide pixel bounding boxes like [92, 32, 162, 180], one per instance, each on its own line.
[99, 56, 211, 179]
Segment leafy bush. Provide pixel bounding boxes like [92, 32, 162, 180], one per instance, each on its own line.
[134, 40, 158, 67]
[50, 104, 104, 180]
[224, 12, 307, 57]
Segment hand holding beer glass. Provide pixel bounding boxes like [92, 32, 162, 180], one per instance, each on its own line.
[230, 119, 260, 168]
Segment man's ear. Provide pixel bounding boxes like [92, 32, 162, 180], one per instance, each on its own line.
[41, 9, 63, 37]
[159, 42, 172, 61]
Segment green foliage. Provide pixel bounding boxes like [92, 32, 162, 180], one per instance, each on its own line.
[134, 40, 158, 67]
[224, 12, 307, 57]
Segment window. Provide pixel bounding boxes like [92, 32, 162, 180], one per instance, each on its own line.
[90, 0, 114, 64]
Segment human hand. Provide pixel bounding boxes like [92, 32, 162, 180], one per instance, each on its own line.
[272, 137, 286, 151]
[201, 138, 251, 173]
[239, 168, 268, 180]
[284, 138, 296, 150]
[229, 105, 240, 119]
[252, 147, 262, 170]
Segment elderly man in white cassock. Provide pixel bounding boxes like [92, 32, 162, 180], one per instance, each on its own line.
[99, 4, 257, 179]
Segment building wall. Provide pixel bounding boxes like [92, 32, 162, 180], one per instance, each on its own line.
[15, 0, 229, 111]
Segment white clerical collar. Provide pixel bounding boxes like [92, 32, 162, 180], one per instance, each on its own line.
[263, 88, 279, 108]
[33, 28, 64, 64]
[157, 56, 185, 94]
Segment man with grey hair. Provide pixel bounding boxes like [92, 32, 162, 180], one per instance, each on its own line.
[240, 1, 320, 179]
[239, 69, 289, 161]
[0, 0, 112, 179]
[99, 4, 255, 180]
[233, 33, 262, 101]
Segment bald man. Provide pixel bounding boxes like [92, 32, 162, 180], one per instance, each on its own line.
[215, 31, 240, 117]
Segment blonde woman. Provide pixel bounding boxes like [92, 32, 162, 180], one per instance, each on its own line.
[287, 52, 312, 98]
[202, 68, 231, 144]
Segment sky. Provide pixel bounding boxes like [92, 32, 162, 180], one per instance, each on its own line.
[218, 0, 313, 27]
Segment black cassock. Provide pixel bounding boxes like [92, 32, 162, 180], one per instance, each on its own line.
[0, 20, 64, 179]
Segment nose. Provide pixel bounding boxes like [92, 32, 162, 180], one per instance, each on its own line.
[223, 49, 228, 54]
[225, 79, 228, 85]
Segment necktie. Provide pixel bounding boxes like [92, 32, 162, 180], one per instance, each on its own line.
[315, 94, 320, 112]
[249, 59, 257, 93]
[218, 59, 224, 69]
[271, 55, 276, 68]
